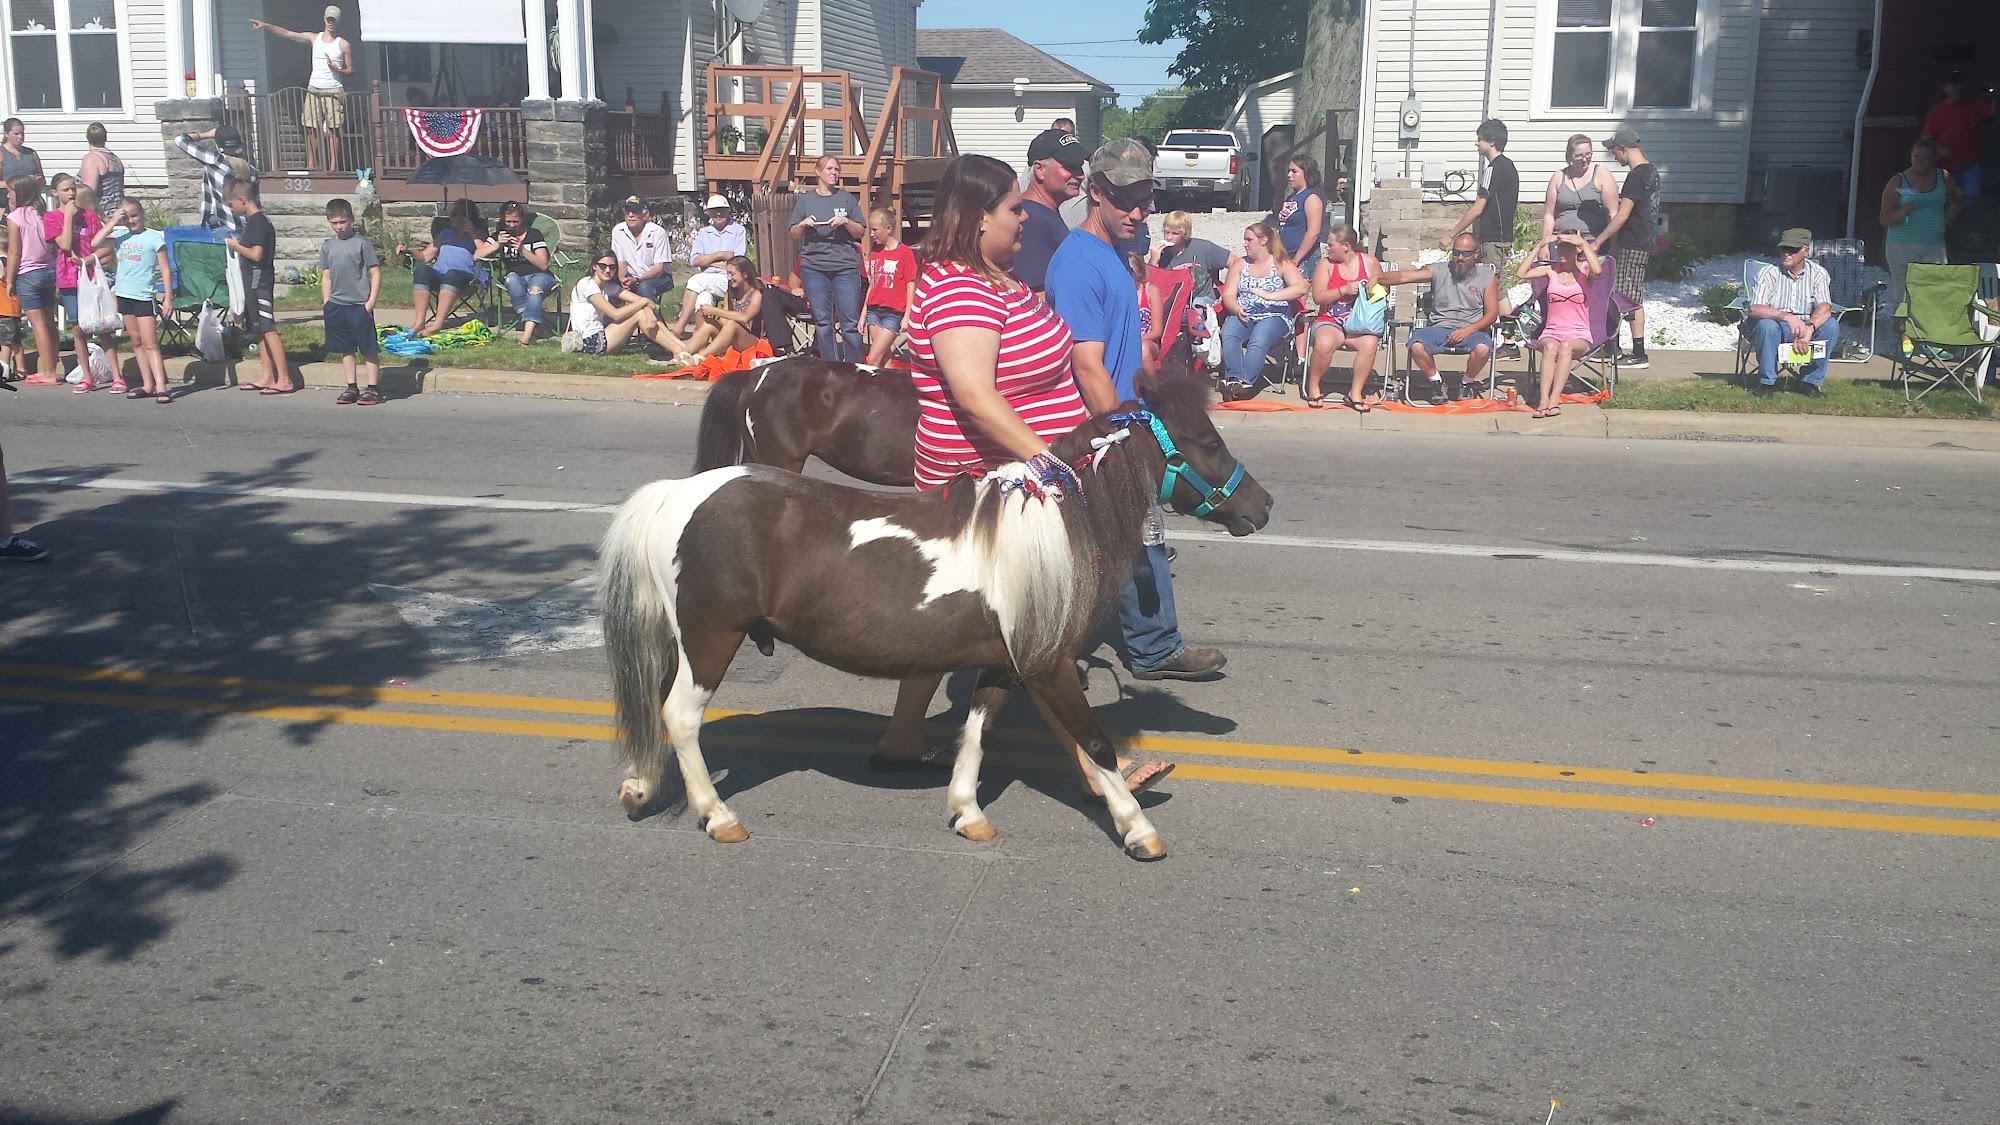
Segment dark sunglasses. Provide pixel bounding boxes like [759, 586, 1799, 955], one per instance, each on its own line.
[593, 261, 617, 270]
[1450, 249, 1479, 258]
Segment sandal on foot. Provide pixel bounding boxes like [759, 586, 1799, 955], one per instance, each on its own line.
[867, 744, 956, 772]
[259, 386, 297, 396]
[1349, 398, 1372, 413]
[1087, 760, 1177, 803]
[125, 387, 148, 400]
[238, 382, 272, 391]
[155, 391, 174, 404]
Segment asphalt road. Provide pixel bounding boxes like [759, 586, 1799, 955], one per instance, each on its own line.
[2, 388, 1997, 1125]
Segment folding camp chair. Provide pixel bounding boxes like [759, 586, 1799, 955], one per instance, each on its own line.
[1895, 262, 1997, 402]
[1813, 238, 1885, 362]
[1724, 259, 1859, 388]
[159, 228, 231, 353]
[1146, 264, 1196, 366]
[1523, 257, 1621, 398]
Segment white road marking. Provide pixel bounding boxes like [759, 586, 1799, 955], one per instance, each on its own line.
[21, 472, 2000, 584]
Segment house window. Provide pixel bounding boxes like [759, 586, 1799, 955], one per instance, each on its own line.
[1545, 0, 1711, 115]
[5, 0, 125, 112]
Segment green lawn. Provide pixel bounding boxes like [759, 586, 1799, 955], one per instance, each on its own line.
[277, 267, 684, 325]
[1605, 376, 1993, 421]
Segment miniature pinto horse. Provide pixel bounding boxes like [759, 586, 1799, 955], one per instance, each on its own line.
[692, 357, 920, 486]
[602, 364, 1272, 859]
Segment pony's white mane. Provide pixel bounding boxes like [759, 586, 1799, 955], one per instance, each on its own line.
[966, 461, 1081, 674]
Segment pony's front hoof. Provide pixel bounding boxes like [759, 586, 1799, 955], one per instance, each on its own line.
[706, 820, 750, 843]
[1125, 834, 1168, 861]
[951, 814, 997, 842]
[616, 778, 653, 819]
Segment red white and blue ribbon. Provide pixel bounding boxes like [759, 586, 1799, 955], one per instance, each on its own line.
[404, 109, 483, 158]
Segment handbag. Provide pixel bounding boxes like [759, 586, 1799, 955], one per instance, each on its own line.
[76, 258, 121, 334]
[1343, 260, 1387, 337]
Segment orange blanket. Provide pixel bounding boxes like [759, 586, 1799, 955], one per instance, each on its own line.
[1214, 389, 1610, 413]
[631, 338, 777, 381]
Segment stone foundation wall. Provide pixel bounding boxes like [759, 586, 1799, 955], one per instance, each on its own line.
[523, 99, 614, 255]
[154, 98, 227, 229]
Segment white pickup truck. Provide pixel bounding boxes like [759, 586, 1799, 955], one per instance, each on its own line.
[1151, 129, 1243, 213]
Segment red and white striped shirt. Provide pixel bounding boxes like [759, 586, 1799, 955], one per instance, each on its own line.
[905, 262, 1090, 490]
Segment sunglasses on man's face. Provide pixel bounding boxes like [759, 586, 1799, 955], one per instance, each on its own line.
[1451, 249, 1479, 258]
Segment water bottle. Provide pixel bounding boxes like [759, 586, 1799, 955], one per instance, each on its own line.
[1143, 505, 1167, 547]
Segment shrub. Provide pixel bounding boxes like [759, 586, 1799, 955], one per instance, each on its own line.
[1698, 282, 1740, 324]
[1647, 232, 1701, 281]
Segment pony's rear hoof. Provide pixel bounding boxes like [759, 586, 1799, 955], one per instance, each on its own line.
[617, 779, 653, 819]
[952, 815, 997, 842]
[707, 821, 751, 843]
[1125, 835, 1168, 861]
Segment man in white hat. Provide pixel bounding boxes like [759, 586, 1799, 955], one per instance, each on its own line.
[669, 194, 748, 336]
[250, 7, 352, 173]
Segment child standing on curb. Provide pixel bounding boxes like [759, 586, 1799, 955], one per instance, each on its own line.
[0, 182, 22, 382]
[320, 198, 383, 405]
[860, 208, 916, 366]
[93, 199, 172, 402]
[223, 179, 294, 394]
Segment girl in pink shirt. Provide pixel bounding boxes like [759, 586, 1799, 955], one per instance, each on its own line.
[1516, 228, 1602, 418]
[45, 174, 111, 391]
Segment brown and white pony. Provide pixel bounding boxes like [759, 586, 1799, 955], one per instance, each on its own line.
[692, 357, 920, 487]
[602, 365, 1272, 859]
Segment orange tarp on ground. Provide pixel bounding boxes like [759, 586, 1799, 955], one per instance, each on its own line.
[631, 337, 776, 381]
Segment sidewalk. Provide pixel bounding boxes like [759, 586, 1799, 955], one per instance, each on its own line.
[152, 353, 2000, 452]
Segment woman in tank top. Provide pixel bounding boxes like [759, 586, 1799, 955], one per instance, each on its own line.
[1878, 136, 1964, 314]
[1305, 224, 1382, 409]
[1516, 227, 1602, 418]
[1217, 221, 1309, 391]
[1540, 134, 1619, 246]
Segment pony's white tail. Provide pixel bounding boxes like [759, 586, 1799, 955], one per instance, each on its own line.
[599, 480, 682, 783]
[969, 469, 1079, 675]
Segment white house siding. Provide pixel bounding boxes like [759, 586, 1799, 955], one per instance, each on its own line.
[1747, 0, 1873, 187]
[943, 91, 1094, 170]
[217, 0, 267, 94]
[1369, 0, 1763, 205]
[0, 0, 174, 190]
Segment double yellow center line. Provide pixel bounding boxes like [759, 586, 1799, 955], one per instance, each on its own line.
[3, 661, 1996, 840]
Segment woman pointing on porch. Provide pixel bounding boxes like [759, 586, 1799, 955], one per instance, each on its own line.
[870, 153, 1175, 798]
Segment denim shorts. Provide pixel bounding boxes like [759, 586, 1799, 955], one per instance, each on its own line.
[13, 267, 57, 312]
[412, 263, 475, 294]
[864, 306, 903, 334]
[1407, 326, 1495, 355]
[324, 301, 380, 356]
[59, 289, 78, 324]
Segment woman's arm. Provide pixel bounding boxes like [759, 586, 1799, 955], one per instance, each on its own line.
[1540, 173, 1560, 245]
[1309, 258, 1338, 306]
[3, 220, 19, 289]
[1301, 192, 1324, 253]
[1878, 178, 1911, 230]
[1270, 261, 1311, 302]
[929, 325, 1051, 461]
[1220, 254, 1245, 318]
[1578, 239, 1603, 278]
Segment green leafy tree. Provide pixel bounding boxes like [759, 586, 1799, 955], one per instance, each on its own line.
[1138, 0, 1312, 128]
[1101, 88, 1194, 146]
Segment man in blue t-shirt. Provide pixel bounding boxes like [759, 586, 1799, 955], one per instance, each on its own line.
[1046, 138, 1227, 687]
[1014, 128, 1086, 291]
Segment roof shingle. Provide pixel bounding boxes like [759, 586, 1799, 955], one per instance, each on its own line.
[916, 28, 1113, 91]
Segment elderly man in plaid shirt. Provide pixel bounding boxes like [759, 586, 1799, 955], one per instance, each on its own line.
[1745, 227, 1838, 398]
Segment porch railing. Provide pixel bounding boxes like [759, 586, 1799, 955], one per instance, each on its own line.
[371, 99, 527, 178]
[606, 110, 675, 176]
[222, 84, 530, 180]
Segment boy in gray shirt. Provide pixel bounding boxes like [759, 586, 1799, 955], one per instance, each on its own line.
[319, 197, 383, 405]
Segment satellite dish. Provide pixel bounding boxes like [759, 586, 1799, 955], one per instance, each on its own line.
[724, 0, 764, 23]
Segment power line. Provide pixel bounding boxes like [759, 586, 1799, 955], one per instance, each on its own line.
[1031, 38, 1171, 46]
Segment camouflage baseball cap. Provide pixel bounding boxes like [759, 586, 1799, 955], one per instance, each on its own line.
[1089, 137, 1155, 187]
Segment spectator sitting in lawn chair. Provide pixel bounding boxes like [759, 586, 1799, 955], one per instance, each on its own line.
[668, 194, 747, 337]
[476, 201, 555, 346]
[1377, 233, 1501, 404]
[565, 251, 678, 356]
[1744, 227, 1838, 398]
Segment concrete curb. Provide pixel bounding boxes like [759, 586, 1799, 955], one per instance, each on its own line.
[156, 355, 2000, 451]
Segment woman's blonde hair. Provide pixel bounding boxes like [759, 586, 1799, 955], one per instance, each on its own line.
[1246, 221, 1289, 264]
[1566, 133, 1594, 158]
[1325, 223, 1360, 249]
[1161, 210, 1193, 236]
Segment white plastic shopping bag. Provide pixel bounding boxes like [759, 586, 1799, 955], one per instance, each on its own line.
[194, 302, 225, 362]
[76, 259, 122, 334]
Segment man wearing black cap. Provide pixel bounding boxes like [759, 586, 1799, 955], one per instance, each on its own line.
[1045, 138, 1227, 683]
[173, 125, 258, 234]
[610, 195, 674, 303]
[1745, 228, 1837, 397]
[1014, 128, 1087, 291]
[1597, 126, 1658, 368]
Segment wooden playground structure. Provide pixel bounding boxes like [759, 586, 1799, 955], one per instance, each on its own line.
[703, 64, 956, 249]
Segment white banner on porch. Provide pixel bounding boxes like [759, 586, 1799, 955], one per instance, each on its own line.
[360, 0, 527, 44]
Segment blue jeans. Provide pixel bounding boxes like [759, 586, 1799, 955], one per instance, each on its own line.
[1751, 316, 1839, 386]
[1117, 541, 1186, 672]
[1220, 314, 1289, 382]
[629, 274, 673, 303]
[504, 271, 558, 326]
[802, 265, 864, 361]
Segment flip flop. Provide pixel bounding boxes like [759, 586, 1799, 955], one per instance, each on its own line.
[1304, 394, 1326, 409]
[239, 382, 272, 391]
[867, 744, 956, 772]
[1349, 399, 1372, 413]
[259, 386, 298, 396]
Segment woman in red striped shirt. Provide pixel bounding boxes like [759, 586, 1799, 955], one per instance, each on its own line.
[875, 154, 1172, 793]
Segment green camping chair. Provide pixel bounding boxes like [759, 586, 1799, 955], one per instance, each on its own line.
[159, 240, 232, 354]
[1896, 263, 1996, 402]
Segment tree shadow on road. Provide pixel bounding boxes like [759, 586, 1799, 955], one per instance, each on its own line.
[0, 452, 595, 966]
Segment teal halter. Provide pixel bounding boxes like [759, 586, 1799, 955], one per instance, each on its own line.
[1108, 403, 1248, 518]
